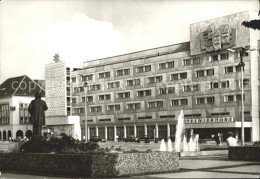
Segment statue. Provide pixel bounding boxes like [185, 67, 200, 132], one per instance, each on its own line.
[28, 92, 48, 137]
[53, 53, 60, 62]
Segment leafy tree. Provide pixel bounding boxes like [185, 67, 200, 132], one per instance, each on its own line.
[242, 11, 260, 30]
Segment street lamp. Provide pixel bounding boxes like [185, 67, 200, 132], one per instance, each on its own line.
[227, 47, 255, 146]
[84, 81, 88, 142]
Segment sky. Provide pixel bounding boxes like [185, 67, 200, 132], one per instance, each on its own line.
[0, 0, 258, 83]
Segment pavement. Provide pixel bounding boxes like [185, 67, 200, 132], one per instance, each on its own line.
[0, 141, 259, 178]
[1, 154, 259, 179]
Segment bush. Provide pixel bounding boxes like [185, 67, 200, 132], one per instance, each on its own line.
[253, 141, 260, 146]
[20, 134, 100, 153]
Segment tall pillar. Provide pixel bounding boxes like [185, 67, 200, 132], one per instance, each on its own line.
[134, 124, 137, 137]
[167, 122, 170, 138]
[114, 124, 117, 142]
[87, 126, 90, 140]
[96, 126, 99, 136]
[123, 124, 127, 138]
[250, 50, 260, 141]
[105, 125, 107, 140]
[144, 123, 147, 136]
[155, 123, 158, 138]
[235, 128, 239, 141]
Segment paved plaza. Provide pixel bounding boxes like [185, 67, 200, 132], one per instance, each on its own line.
[0, 141, 259, 178]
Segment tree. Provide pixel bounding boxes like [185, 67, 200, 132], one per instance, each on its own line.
[242, 10, 260, 30]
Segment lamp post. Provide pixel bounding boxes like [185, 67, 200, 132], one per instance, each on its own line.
[84, 82, 88, 142]
[238, 48, 246, 146]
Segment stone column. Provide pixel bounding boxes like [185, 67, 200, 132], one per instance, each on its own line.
[105, 125, 107, 140]
[87, 126, 90, 140]
[134, 123, 137, 137]
[124, 124, 127, 138]
[155, 123, 158, 138]
[144, 123, 147, 136]
[114, 124, 117, 142]
[167, 122, 170, 138]
[96, 126, 99, 136]
[235, 128, 239, 141]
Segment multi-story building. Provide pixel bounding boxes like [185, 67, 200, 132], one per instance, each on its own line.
[0, 75, 45, 140]
[70, 11, 259, 142]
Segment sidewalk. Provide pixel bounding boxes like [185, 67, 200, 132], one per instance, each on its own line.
[130, 155, 260, 178]
[1, 155, 259, 178]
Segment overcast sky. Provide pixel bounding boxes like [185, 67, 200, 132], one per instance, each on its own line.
[0, 0, 258, 83]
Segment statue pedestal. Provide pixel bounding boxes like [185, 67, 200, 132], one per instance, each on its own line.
[44, 116, 81, 140]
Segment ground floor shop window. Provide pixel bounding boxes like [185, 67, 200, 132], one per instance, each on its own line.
[98, 127, 105, 139]
[107, 127, 114, 140]
[158, 125, 167, 139]
[136, 126, 144, 138]
[126, 126, 134, 137]
[147, 125, 155, 138]
[90, 128, 96, 137]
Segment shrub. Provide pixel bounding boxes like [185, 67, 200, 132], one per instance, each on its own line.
[20, 134, 100, 153]
[253, 141, 260, 146]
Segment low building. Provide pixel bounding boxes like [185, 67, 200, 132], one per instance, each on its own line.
[67, 11, 259, 142]
[0, 75, 45, 140]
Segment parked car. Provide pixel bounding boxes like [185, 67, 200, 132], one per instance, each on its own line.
[123, 135, 140, 142]
[89, 136, 106, 142]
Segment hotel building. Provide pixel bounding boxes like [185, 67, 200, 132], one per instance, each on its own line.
[69, 11, 259, 142]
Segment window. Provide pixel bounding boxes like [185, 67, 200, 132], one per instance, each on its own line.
[220, 53, 229, 60]
[183, 58, 201, 66]
[211, 82, 219, 89]
[72, 98, 76, 103]
[90, 106, 102, 112]
[107, 104, 120, 111]
[127, 103, 141, 110]
[118, 117, 131, 121]
[159, 61, 174, 69]
[196, 98, 205, 104]
[206, 69, 214, 76]
[183, 84, 200, 92]
[196, 69, 214, 77]
[172, 99, 188, 106]
[73, 108, 84, 114]
[170, 72, 187, 80]
[212, 55, 218, 61]
[136, 65, 151, 73]
[89, 84, 101, 91]
[138, 116, 152, 120]
[116, 68, 130, 76]
[99, 72, 110, 79]
[99, 119, 111, 122]
[183, 85, 191, 92]
[196, 96, 215, 105]
[19, 103, 29, 124]
[137, 90, 151, 97]
[126, 79, 140, 86]
[71, 77, 76, 82]
[107, 82, 120, 89]
[224, 94, 245, 102]
[183, 59, 191, 66]
[225, 66, 234, 73]
[81, 96, 93, 102]
[159, 87, 175, 94]
[180, 73, 187, 79]
[207, 97, 215, 104]
[98, 94, 111, 101]
[197, 70, 205, 77]
[148, 101, 163, 108]
[82, 74, 93, 81]
[147, 76, 163, 83]
[117, 92, 130, 99]
[193, 57, 201, 64]
[221, 81, 230, 88]
[171, 74, 179, 80]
